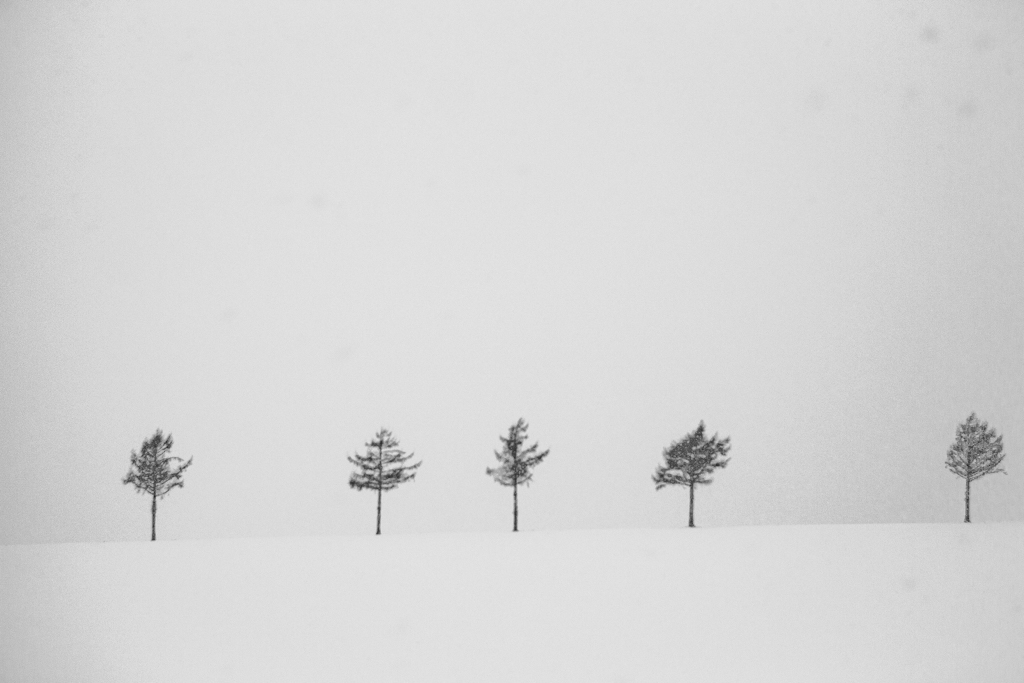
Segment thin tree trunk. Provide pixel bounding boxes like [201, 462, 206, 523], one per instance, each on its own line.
[151, 489, 157, 541]
[688, 483, 695, 528]
[376, 486, 382, 535]
[513, 479, 518, 532]
[964, 477, 971, 523]
[376, 444, 383, 535]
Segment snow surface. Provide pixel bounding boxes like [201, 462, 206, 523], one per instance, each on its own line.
[2, 524, 1022, 682]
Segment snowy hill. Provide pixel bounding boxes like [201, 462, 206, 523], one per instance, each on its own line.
[2, 524, 1022, 682]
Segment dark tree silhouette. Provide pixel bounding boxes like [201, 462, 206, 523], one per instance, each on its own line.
[653, 421, 731, 528]
[487, 418, 549, 532]
[122, 429, 192, 541]
[946, 413, 1007, 523]
[348, 427, 421, 535]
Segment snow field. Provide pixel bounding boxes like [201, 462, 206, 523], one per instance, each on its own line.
[2, 523, 1022, 682]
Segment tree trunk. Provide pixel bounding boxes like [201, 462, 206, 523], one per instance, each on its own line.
[151, 489, 157, 541]
[376, 486, 382, 535]
[688, 483, 695, 528]
[376, 448, 383, 535]
[964, 477, 971, 523]
[513, 479, 518, 532]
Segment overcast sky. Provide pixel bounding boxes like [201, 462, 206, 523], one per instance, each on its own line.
[1, 0, 1022, 544]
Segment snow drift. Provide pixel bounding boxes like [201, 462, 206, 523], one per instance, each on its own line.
[2, 524, 1022, 682]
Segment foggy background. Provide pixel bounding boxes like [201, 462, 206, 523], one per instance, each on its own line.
[1, 0, 1021, 544]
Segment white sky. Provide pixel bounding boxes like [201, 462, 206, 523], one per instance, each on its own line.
[1, 0, 1022, 543]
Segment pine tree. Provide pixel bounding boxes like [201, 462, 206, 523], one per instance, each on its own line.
[348, 427, 421, 535]
[487, 418, 549, 532]
[122, 429, 192, 541]
[653, 421, 731, 528]
[945, 413, 1007, 523]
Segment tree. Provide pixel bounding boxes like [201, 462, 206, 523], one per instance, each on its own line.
[945, 413, 1007, 523]
[348, 427, 421, 535]
[122, 429, 192, 541]
[487, 418, 549, 532]
[653, 421, 731, 528]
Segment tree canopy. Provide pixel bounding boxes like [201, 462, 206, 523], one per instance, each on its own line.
[653, 421, 731, 527]
[122, 429, 192, 540]
[487, 418, 549, 531]
[945, 413, 1007, 522]
[348, 427, 421, 534]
